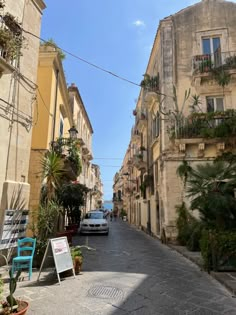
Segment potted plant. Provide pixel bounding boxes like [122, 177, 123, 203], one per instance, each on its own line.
[0, 276, 3, 314]
[200, 59, 213, 73]
[140, 113, 146, 120]
[3, 13, 22, 35]
[70, 245, 95, 275]
[0, 28, 24, 62]
[141, 74, 160, 92]
[120, 209, 127, 221]
[1, 270, 29, 315]
[71, 246, 83, 275]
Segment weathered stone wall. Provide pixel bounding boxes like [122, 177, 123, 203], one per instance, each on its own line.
[0, 0, 45, 242]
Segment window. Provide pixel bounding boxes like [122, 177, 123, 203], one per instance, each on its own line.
[59, 113, 64, 137]
[152, 112, 160, 140]
[206, 97, 224, 112]
[85, 212, 103, 219]
[202, 37, 221, 67]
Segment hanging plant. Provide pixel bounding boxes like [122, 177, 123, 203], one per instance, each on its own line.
[141, 73, 159, 92]
[0, 28, 12, 48]
[140, 112, 146, 120]
[143, 174, 153, 187]
[3, 13, 22, 35]
[0, 0, 5, 9]
[139, 183, 146, 198]
[212, 68, 231, 88]
[43, 38, 66, 60]
[0, 28, 24, 61]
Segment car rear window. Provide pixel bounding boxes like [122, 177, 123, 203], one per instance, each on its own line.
[85, 212, 104, 219]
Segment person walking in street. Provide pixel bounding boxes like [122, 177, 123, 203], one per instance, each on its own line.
[110, 212, 113, 221]
[114, 210, 118, 221]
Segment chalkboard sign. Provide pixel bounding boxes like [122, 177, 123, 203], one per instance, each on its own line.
[37, 237, 75, 284]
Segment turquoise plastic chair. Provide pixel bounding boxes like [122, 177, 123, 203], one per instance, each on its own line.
[12, 238, 36, 280]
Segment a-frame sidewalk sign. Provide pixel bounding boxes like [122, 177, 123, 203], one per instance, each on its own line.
[37, 237, 75, 284]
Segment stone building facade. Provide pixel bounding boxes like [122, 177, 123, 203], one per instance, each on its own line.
[117, 0, 236, 239]
[0, 0, 45, 249]
[68, 84, 103, 213]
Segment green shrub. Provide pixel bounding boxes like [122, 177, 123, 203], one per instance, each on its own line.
[186, 221, 203, 251]
[176, 203, 202, 250]
[176, 203, 191, 245]
[199, 229, 211, 271]
[120, 209, 127, 218]
[200, 229, 236, 271]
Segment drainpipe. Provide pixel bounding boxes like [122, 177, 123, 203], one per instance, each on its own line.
[146, 104, 151, 234]
[52, 69, 59, 144]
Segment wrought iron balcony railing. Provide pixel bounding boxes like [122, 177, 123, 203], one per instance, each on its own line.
[174, 111, 236, 139]
[192, 51, 236, 74]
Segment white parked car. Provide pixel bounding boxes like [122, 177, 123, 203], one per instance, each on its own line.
[80, 210, 109, 235]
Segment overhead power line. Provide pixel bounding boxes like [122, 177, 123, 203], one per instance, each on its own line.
[22, 28, 172, 99]
[93, 158, 123, 160]
[22, 28, 140, 88]
[99, 165, 121, 168]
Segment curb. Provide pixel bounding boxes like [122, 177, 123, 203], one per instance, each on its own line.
[168, 244, 236, 297]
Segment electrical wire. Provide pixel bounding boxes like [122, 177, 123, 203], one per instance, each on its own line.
[21, 28, 172, 99]
[99, 165, 121, 167]
[22, 28, 140, 88]
[0, 97, 32, 120]
[93, 158, 123, 160]
[37, 88, 53, 116]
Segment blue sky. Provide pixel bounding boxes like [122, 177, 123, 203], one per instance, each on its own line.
[40, 0, 204, 200]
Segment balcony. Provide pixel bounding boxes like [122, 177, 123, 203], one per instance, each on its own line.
[173, 110, 236, 140]
[192, 51, 236, 76]
[132, 151, 147, 171]
[144, 91, 159, 110]
[82, 145, 90, 155]
[0, 14, 23, 76]
[134, 111, 147, 130]
[0, 45, 17, 77]
[131, 127, 141, 143]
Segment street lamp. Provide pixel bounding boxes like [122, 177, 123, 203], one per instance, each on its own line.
[68, 126, 78, 140]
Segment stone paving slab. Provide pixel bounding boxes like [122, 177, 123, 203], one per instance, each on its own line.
[2, 221, 236, 315]
[169, 244, 236, 297]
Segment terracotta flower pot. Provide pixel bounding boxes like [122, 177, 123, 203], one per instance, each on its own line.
[2, 300, 29, 315]
[16, 301, 29, 315]
[74, 256, 83, 275]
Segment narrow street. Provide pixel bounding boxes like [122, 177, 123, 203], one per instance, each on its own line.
[17, 220, 236, 315]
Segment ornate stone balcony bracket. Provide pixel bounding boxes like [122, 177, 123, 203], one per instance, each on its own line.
[198, 143, 205, 157]
[179, 143, 186, 153]
[217, 142, 225, 153]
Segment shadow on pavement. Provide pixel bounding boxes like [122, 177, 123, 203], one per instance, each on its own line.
[70, 220, 236, 315]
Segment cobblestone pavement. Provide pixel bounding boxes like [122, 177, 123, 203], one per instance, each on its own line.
[11, 220, 236, 314]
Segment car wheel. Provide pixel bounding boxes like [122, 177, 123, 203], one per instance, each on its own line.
[104, 232, 109, 236]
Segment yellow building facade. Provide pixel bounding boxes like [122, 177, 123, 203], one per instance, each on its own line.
[28, 45, 74, 212]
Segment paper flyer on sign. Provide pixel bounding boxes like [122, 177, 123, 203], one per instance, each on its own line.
[53, 239, 68, 255]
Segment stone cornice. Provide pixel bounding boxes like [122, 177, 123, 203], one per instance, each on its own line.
[68, 85, 94, 134]
[32, 0, 46, 12]
[38, 47, 73, 126]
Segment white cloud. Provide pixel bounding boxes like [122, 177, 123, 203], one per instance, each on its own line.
[133, 20, 145, 27]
